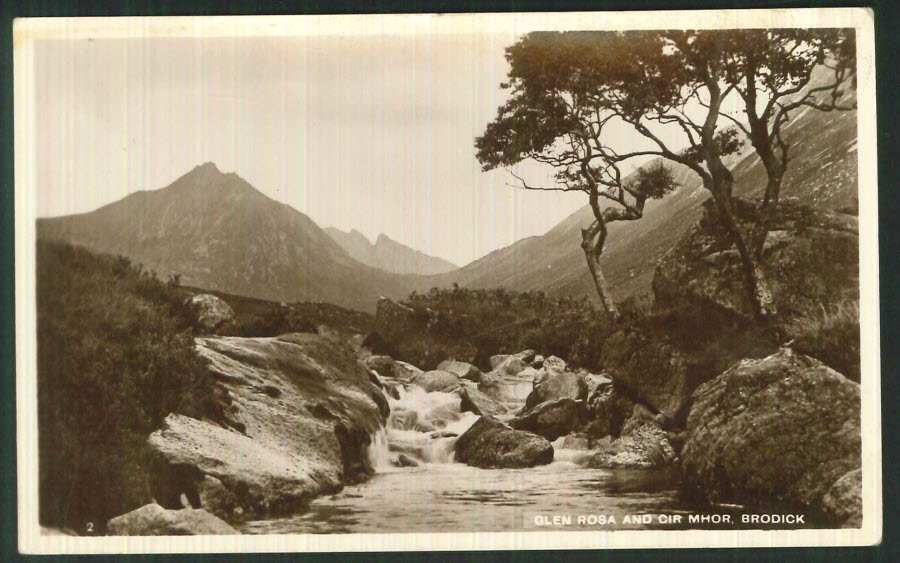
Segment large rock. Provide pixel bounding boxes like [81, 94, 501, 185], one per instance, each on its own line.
[459, 386, 507, 417]
[822, 469, 863, 528]
[581, 371, 612, 398]
[184, 294, 235, 333]
[477, 371, 533, 404]
[510, 398, 589, 441]
[490, 350, 535, 374]
[541, 355, 567, 375]
[411, 370, 461, 393]
[395, 361, 424, 379]
[365, 355, 424, 383]
[365, 355, 398, 377]
[585, 383, 634, 438]
[588, 417, 676, 470]
[438, 360, 483, 382]
[654, 197, 859, 327]
[454, 416, 554, 469]
[524, 370, 588, 410]
[681, 348, 861, 526]
[600, 329, 691, 421]
[106, 504, 235, 535]
[147, 333, 388, 521]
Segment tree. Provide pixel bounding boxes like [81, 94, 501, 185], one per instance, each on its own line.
[475, 32, 680, 319]
[476, 29, 855, 327]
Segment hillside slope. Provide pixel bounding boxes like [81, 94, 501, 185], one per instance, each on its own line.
[325, 227, 458, 276]
[38, 163, 425, 311]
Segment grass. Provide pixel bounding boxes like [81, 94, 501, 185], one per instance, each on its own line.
[787, 299, 861, 382]
[37, 241, 214, 534]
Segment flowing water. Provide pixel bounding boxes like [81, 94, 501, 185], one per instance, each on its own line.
[241, 377, 800, 534]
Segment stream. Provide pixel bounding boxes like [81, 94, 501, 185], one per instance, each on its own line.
[240, 377, 806, 534]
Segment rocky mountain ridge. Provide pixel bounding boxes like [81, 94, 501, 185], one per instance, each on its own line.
[324, 227, 458, 276]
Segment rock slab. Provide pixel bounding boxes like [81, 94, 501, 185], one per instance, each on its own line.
[147, 333, 387, 521]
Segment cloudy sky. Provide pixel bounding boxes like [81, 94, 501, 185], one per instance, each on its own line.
[34, 32, 596, 266]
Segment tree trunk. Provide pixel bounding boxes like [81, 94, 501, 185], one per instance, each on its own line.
[709, 189, 779, 327]
[582, 246, 618, 321]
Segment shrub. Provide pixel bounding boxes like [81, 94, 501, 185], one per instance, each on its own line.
[222, 306, 319, 337]
[393, 287, 623, 371]
[37, 241, 213, 534]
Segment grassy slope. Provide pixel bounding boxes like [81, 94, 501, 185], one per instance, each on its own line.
[36, 240, 212, 533]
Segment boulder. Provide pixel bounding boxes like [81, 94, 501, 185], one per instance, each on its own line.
[581, 372, 612, 398]
[395, 361, 424, 379]
[653, 197, 859, 328]
[585, 384, 634, 439]
[477, 372, 532, 404]
[366, 355, 424, 382]
[459, 386, 507, 417]
[437, 360, 483, 382]
[394, 453, 420, 468]
[588, 419, 676, 469]
[524, 371, 587, 410]
[411, 370, 461, 393]
[147, 333, 387, 520]
[365, 355, 398, 377]
[542, 355, 567, 374]
[532, 355, 545, 369]
[184, 294, 235, 333]
[454, 416, 553, 469]
[600, 329, 691, 420]
[106, 504, 235, 535]
[490, 350, 535, 374]
[511, 398, 589, 441]
[822, 469, 863, 528]
[681, 348, 861, 525]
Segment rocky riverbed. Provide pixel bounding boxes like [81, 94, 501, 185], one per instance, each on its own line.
[107, 335, 861, 535]
[106, 199, 863, 535]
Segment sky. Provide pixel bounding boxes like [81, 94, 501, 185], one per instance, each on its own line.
[33, 33, 597, 267]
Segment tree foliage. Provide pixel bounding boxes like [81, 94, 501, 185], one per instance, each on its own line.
[476, 28, 855, 324]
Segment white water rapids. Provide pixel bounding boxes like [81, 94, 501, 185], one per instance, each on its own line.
[367, 384, 481, 469]
[241, 373, 748, 534]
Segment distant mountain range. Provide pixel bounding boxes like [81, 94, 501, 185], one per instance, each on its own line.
[38, 74, 857, 312]
[324, 227, 457, 276]
[37, 162, 428, 311]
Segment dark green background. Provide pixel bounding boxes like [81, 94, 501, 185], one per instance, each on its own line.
[0, 0, 895, 561]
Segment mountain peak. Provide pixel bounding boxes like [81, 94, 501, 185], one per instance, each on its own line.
[196, 161, 221, 173]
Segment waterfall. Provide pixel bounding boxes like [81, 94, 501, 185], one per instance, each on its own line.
[366, 427, 393, 471]
[365, 380, 482, 471]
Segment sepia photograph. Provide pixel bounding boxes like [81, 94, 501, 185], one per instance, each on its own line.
[13, 9, 881, 553]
